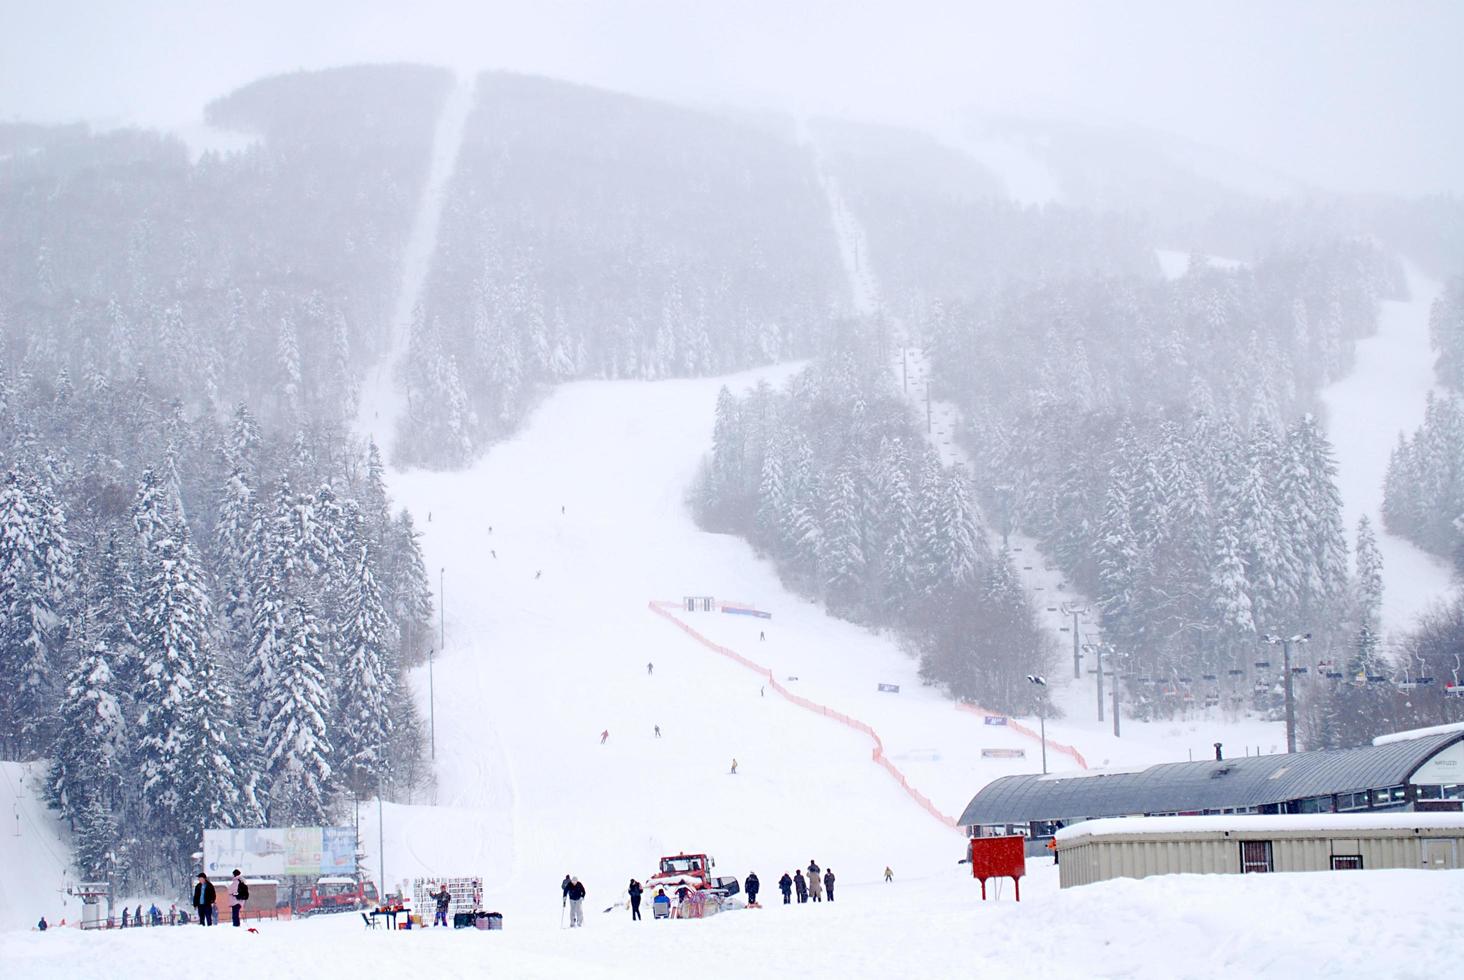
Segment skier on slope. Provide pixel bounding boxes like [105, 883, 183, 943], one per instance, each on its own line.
[601, 729, 610, 744]
[654, 724, 661, 738]
[566, 877, 586, 927]
[778, 872, 793, 904]
[647, 662, 654, 675]
[884, 866, 893, 883]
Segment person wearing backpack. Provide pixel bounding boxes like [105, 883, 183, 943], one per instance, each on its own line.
[228, 869, 249, 927]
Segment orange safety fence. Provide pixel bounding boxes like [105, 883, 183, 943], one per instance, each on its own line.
[954, 702, 1088, 770]
[648, 600, 962, 833]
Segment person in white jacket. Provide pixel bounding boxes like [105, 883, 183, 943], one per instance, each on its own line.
[228, 870, 248, 927]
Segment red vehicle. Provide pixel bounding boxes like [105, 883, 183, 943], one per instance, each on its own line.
[293, 877, 379, 916]
[644, 853, 739, 898]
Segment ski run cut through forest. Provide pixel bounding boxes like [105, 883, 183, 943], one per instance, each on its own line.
[2, 56, 1464, 980]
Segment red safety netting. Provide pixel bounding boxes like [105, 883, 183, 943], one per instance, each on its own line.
[648, 601, 962, 833]
[953, 702, 1088, 770]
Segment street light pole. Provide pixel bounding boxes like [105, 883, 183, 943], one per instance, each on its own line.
[1027, 675, 1048, 774]
[1264, 632, 1310, 753]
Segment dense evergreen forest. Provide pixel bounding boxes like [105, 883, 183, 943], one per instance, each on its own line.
[398, 73, 847, 467]
[0, 66, 443, 887]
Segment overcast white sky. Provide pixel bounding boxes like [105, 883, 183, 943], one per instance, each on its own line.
[1, 0, 1459, 196]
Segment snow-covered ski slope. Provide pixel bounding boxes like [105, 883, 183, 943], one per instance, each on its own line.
[1320, 263, 1455, 634]
[374, 366, 1057, 904]
[355, 73, 476, 456]
[0, 762, 73, 929]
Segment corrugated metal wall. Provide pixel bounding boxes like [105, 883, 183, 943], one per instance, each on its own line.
[1058, 830, 1461, 887]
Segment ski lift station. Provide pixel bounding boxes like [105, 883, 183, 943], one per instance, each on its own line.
[960, 724, 1464, 884]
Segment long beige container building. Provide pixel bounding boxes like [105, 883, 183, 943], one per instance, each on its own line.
[1054, 812, 1464, 888]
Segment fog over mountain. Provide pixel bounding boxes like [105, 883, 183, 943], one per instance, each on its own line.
[4, 0, 1462, 196]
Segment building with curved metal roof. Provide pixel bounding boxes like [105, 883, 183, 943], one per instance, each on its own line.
[960, 729, 1464, 836]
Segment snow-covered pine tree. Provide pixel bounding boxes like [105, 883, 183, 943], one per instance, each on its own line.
[335, 543, 397, 795]
[262, 597, 334, 824]
[133, 488, 245, 853]
[388, 510, 434, 664]
[47, 636, 127, 826]
[820, 459, 865, 610]
[1354, 515, 1384, 632]
[0, 468, 73, 757]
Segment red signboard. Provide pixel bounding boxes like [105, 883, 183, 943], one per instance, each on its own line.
[969, 836, 1026, 901]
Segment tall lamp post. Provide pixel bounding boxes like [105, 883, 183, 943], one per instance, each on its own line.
[1263, 632, 1310, 753]
[1027, 674, 1048, 774]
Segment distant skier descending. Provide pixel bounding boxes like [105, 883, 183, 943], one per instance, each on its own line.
[601, 729, 610, 744]
[729, 758, 738, 774]
[647, 661, 654, 675]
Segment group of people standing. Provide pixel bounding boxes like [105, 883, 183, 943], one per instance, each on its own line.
[190, 870, 250, 927]
[777, 860, 835, 904]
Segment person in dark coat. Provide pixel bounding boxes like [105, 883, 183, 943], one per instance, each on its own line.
[431, 884, 452, 926]
[794, 870, 807, 903]
[778, 873, 793, 904]
[823, 869, 836, 902]
[628, 879, 643, 920]
[567, 877, 586, 927]
[37, 916, 48, 931]
[744, 872, 760, 906]
[121, 907, 130, 928]
[562, 874, 572, 905]
[193, 872, 217, 926]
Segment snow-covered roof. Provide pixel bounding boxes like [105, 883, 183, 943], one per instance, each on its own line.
[317, 876, 359, 885]
[961, 729, 1464, 826]
[1373, 721, 1464, 746]
[1036, 765, 1149, 782]
[1057, 812, 1464, 842]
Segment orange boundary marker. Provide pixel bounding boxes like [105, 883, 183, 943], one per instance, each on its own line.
[952, 703, 1088, 770]
[649, 600, 962, 832]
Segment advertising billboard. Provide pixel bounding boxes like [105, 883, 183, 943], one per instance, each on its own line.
[203, 827, 357, 876]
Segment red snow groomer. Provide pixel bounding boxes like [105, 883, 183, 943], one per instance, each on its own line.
[293, 877, 380, 916]
[644, 853, 741, 918]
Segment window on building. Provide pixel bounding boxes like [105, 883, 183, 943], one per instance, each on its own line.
[1331, 855, 1363, 870]
[1417, 785, 1443, 800]
[1293, 796, 1330, 813]
[1240, 841, 1273, 873]
[1374, 786, 1407, 807]
[1336, 791, 1370, 812]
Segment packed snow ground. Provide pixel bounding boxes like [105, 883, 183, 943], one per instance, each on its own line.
[1320, 263, 1456, 635]
[8, 864, 1462, 980]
